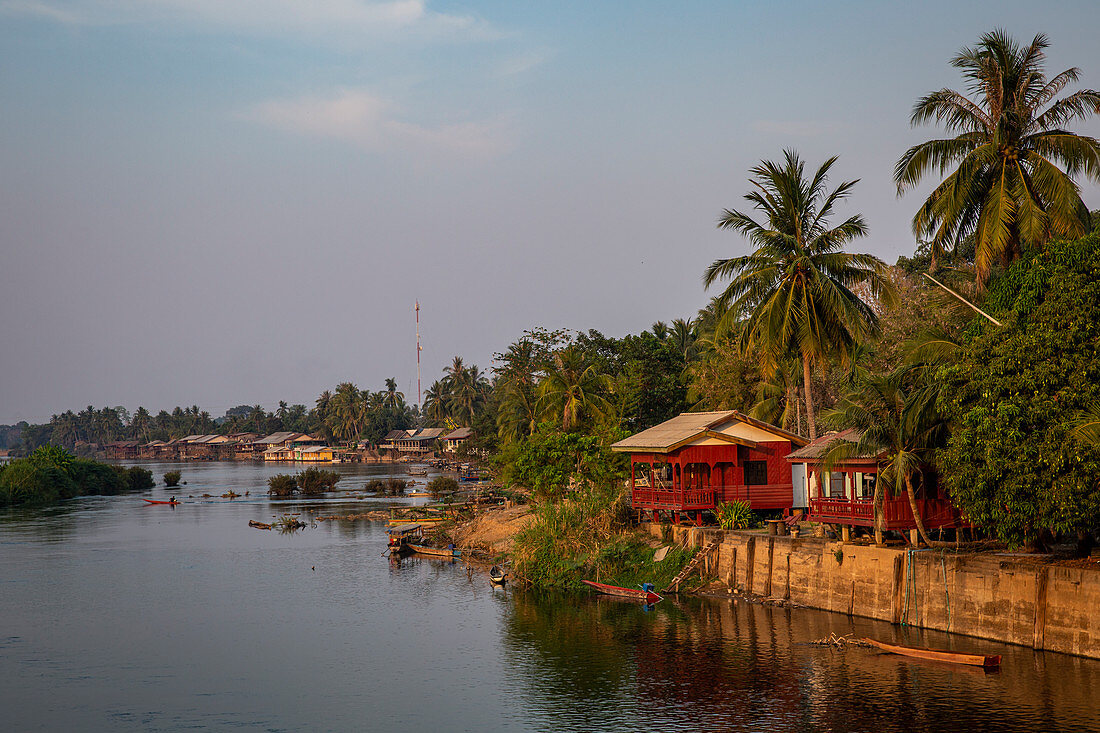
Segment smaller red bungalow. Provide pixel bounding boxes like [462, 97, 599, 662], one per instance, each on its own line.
[611, 411, 808, 525]
[785, 430, 970, 535]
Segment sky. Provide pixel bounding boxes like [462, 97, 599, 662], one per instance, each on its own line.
[2, 0, 1099, 424]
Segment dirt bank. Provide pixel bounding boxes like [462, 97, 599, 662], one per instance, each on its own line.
[451, 504, 534, 555]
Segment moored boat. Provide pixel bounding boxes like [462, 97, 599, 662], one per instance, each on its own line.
[863, 638, 1001, 668]
[489, 565, 507, 585]
[582, 580, 662, 604]
[142, 498, 180, 505]
[408, 543, 461, 559]
[386, 523, 423, 555]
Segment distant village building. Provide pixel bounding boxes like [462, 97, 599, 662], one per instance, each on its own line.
[611, 411, 808, 525]
[441, 427, 473, 453]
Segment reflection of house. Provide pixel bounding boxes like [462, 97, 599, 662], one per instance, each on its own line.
[441, 427, 473, 452]
[786, 430, 970, 533]
[611, 411, 808, 525]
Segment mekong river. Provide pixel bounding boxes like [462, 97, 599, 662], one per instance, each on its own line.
[2, 460, 1098, 732]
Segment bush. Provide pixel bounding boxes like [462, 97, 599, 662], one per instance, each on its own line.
[70, 459, 125, 496]
[427, 476, 459, 497]
[0, 460, 75, 506]
[268, 474, 297, 497]
[365, 479, 387, 495]
[116, 466, 154, 493]
[296, 467, 340, 495]
[716, 500, 753, 530]
[163, 470, 181, 488]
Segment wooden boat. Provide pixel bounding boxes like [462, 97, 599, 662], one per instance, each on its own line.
[489, 565, 507, 585]
[386, 523, 423, 555]
[863, 638, 1001, 668]
[408, 544, 460, 559]
[406, 464, 428, 476]
[248, 520, 272, 530]
[582, 580, 662, 605]
[142, 498, 180, 505]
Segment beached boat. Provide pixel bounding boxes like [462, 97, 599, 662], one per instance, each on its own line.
[863, 638, 1001, 668]
[142, 498, 180, 505]
[489, 565, 507, 585]
[408, 544, 460, 559]
[386, 523, 423, 555]
[582, 580, 662, 604]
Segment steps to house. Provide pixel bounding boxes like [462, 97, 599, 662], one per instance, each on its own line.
[663, 540, 719, 593]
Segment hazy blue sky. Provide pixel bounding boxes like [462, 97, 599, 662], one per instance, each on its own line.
[2, 1, 1099, 423]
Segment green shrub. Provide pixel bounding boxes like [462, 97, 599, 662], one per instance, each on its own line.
[427, 476, 459, 496]
[0, 460, 75, 506]
[116, 466, 154, 493]
[296, 467, 340, 495]
[70, 459, 125, 495]
[365, 479, 387, 494]
[716, 500, 753, 530]
[163, 470, 181, 488]
[268, 474, 297, 497]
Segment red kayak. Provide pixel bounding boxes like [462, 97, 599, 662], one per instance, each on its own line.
[142, 498, 180, 505]
[582, 580, 662, 604]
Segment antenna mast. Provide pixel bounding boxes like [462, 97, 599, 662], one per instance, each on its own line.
[415, 300, 422, 411]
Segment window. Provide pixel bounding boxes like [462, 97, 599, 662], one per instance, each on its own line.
[744, 461, 768, 486]
[829, 472, 846, 499]
[860, 473, 876, 500]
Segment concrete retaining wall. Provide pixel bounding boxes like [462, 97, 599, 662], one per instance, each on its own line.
[646, 524, 1100, 659]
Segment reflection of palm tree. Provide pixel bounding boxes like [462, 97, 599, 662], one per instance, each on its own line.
[895, 30, 1100, 283]
[537, 346, 613, 431]
[705, 150, 894, 439]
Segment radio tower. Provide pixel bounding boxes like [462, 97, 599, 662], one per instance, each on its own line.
[415, 300, 422, 412]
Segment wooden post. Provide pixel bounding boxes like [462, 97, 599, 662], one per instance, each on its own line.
[728, 547, 737, 590]
[892, 553, 905, 625]
[1033, 566, 1050, 650]
[841, 525, 851, 543]
[765, 537, 775, 597]
[784, 553, 791, 600]
[909, 529, 919, 547]
[745, 537, 756, 595]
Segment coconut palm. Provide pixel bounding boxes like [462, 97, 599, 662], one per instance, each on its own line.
[705, 149, 895, 439]
[382, 378, 405, 411]
[422, 380, 448, 424]
[895, 30, 1100, 283]
[668, 318, 699, 362]
[823, 370, 947, 546]
[537, 346, 613, 432]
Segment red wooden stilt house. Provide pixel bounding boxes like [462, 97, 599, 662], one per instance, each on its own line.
[785, 430, 970, 533]
[611, 411, 808, 525]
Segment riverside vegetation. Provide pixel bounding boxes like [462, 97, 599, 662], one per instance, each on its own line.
[0, 446, 153, 507]
[5, 31, 1100, 574]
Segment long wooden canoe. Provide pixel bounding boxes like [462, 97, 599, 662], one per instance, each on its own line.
[863, 638, 1001, 668]
[582, 580, 662, 605]
[142, 498, 180, 505]
[407, 544, 460, 559]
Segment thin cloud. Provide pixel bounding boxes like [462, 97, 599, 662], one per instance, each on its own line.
[243, 89, 513, 158]
[0, 1, 497, 40]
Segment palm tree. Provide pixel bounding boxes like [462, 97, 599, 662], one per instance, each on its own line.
[422, 380, 448, 424]
[823, 370, 946, 546]
[382, 378, 405, 411]
[537, 346, 613, 432]
[895, 30, 1100, 283]
[668, 318, 699, 362]
[705, 149, 894, 439]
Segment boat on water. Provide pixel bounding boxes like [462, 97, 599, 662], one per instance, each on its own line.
[142, 498, 180, 506]
[406, 464, 428, 476]
[408, 543, 461, 559]
[489, 565, 507, 585]
[386, 523, 423, 555]
[582, 580, 662, 605]
[863, 638, 1002, 668]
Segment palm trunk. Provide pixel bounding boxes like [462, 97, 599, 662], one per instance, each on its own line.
[904, 471, 934, 547]
[802, 353, 817, 440]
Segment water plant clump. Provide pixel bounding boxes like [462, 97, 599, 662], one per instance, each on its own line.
[296, 467, 341, 496]
[163, 470, 181, 487]
[267, 474, 297, 497]
[427, 476, 459, 497]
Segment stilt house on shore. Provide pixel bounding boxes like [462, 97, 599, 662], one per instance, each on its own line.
[785, 430, 970, 534]
[611, 411, 808, 525]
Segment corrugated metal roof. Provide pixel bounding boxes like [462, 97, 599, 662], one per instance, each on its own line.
[611, 410, 806, 453]
[256, 432, 299, 445]
[442, 427, 473, 440]
[786, 429, 874, 461]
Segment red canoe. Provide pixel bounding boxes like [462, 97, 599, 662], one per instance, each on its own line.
[142, 499, 180, 505]
[582, 580, 662, 604]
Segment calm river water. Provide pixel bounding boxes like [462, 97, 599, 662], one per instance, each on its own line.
[2, 461, 1099, 732]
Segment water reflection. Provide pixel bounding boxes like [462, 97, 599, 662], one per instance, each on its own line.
[503, 590, 1100, 732]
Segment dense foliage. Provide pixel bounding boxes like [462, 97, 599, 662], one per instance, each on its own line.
[938, 234, 1100, 545]
[0, 447, 153, 507]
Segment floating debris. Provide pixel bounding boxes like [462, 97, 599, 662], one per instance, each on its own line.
[248, 520, 272, 530]
[810, 633, 872, 649]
